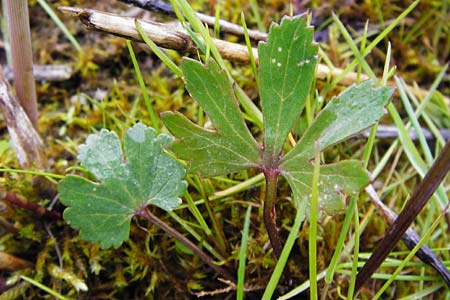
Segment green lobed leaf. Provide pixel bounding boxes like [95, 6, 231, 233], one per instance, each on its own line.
[162, 58, 260, 177]
[259, 15, 318, 162]
[160, 17, 393, 216]
[280, 80, 393, 210]
[58, 123, 187, 249]
[282, 80, 394, 163]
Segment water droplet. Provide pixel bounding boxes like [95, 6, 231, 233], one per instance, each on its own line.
[278, 47, 282, 52]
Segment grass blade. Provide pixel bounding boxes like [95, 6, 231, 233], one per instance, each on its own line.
[37, 0, 81, 53]
[20, 276, 74, 300]
[135, 20, 182, 77]
[278, 270, 327, 300]
[330, 0, 419, 85]
[126, 40, 159, 132]
[237, 206, 252, 300]
[309, 142, 321, 300]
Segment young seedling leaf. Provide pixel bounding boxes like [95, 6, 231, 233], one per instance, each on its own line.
[259, 16, 318, 162]
[58, 123, 187, 249]
[281, 81, 394, 210]
[162, 58, 260, 177]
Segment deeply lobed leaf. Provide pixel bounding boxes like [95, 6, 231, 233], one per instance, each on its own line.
[280, 80, 393, 209]
[259, 16, 318, 163]
[59, 123, 187, 248]
[162, 16, 393, 216]
[162, 59, 260, 177]
[282, 80, 395, 163]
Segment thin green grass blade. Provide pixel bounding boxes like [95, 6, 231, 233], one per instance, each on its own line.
[170, 0, 263, 125]
[213, 3, 221, 38]
[20, 276, 73, 300]
[249, 0, 265, 32]
[381, 43, 392, 85]
[356, 20, 369, 81]
[183, 191, 213, 237]
[394, 77, 449, 233]
[388, 83, 448, 208]
[332, 13, 376, 80]
[241, 13, 259, 89]
[395, 76, 434, 167]
[168, 211, 224, 261]
[338, 270, 442, 281]
[126, 40, 159, 133]
[309, 143, 321, 300]
[0, 168, 63, 180]
[195, 177, 228, 253]
[371, 140, 396, 179]
[330, 0, 419, 85]
[171, 0, 225, 70]
[387, 102, 427, 176]
[352, 44, 390, 295]
[135, 20, 182, 77]
[278, 270, 327, 300]
[407, 64, 449, 147]
[398, 283, 445, 300]
[237, 206, 252, 300]
[234, 85, 263, 128]
[37, 0, 81, 53]
[347, 199, 360, 299]
[323, 195, 356, 279]
[186, 26, 207, 54]
[175, 173, 265, 209]
[362, 27, 391, 168]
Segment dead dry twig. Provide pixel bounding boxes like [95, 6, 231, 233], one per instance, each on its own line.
[59, 6, 450, 106]
[58, 6, 366, 86]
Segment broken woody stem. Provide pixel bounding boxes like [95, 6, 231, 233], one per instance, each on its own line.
[58, 6, 364, 85]
[58, 6, 450, 106]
